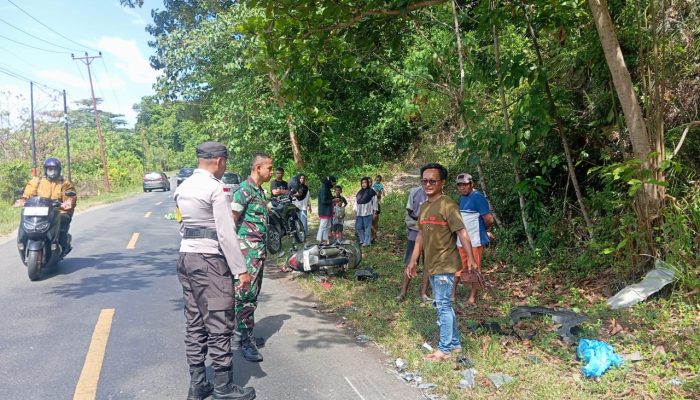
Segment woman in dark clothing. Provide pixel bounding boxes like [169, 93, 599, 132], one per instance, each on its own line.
[316, 175, 336, 244]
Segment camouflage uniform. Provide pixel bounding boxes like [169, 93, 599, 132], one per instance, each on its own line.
[231, 176, 268, 331]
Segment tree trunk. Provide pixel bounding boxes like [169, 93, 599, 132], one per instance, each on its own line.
[268, 69, 304, 171]
[491, 8, 535, 250]
[521, 0, 594, 239]
[475, 160, 503, 228]
[587, 0, 663, 256]
[450, 0, 502, 228]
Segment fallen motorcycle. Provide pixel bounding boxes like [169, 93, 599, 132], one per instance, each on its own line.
[285, 240, 362, 275]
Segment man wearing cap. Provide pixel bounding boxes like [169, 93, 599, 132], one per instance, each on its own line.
[174, 141, 256, 400]
[231, 153, 273, 362]
[453, 172, 494, 305]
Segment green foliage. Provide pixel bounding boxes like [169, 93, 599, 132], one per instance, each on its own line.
[0, 161, 31, 204]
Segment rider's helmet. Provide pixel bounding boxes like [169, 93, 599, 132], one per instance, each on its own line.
[43, 157, 62, 181]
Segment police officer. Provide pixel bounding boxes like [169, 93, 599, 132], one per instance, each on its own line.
[174, 142, 256, 400]
[231, 152, 273, 362]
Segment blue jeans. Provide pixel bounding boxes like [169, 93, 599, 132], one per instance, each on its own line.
[355, 215, 373, 246]
[430, 273, 461, 353]
[298, 210, 308, 235]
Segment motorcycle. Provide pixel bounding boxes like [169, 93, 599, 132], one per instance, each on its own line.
[285, 240, 362, 275]
[16, 195, 73, 281]
[267, 194, 306, 254]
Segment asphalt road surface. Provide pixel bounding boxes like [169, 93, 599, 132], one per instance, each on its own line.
[0, 183, 423, 400]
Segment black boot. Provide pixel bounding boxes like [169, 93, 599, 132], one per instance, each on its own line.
[187, 364, 212, 400]
[212, 368, 255, 400]
[239, 329, 263, 362]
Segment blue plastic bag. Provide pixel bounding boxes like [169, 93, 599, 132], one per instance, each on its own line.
[576, 339, 623, 378]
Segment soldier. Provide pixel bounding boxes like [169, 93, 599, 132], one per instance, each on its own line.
[174, 141, 256, 400]
[231, 152, 273, 362]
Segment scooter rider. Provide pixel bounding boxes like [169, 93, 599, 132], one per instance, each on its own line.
[16, 158, 76, 256]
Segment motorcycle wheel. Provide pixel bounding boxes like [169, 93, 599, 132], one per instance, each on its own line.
[26, 249, 42, 281]
[292, 218, 306, 243]
[267, 225, 282, 254]
[341, 240, 363, 268]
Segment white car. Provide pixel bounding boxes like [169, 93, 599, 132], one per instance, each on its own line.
[222, 172, 241, 203]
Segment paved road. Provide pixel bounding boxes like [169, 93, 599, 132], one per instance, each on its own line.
[0, 183, 423, 400]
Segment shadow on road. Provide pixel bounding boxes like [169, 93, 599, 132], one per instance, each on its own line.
[46, 250, 175, 299]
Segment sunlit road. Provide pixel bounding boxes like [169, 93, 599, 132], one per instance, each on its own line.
[0, 180, 423, 400]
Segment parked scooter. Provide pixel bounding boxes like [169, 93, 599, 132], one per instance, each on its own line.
[285, 240, 362, 275]
[267, 194, 305, 254]
[16, 195, 73, 281]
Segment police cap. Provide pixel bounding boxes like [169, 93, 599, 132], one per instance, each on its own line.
[196, 141, 228, 159]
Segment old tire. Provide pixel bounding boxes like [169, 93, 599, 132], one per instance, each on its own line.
[27, 250, 42, 281]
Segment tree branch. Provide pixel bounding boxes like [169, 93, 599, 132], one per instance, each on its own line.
[307, 0, 450, 34]
[670, 121, 700, 159]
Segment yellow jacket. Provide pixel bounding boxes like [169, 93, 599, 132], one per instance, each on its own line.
[22, 177, 77, 215]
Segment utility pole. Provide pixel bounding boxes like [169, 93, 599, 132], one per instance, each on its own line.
[30, 81, 37, 177]
[63, 90, 72, 181]
[72, 52, 110, 192]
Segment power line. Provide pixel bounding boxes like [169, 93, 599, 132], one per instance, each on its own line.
[100, 57, 123, 110]
[0, 63, 63, 93]
[0, 17, 84, 52]
[0, 44, 42, 69]
[0, 33, 69, 54]
[4, 0, 100, 53]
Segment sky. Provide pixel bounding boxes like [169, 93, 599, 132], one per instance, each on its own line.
[0, 0, 162, 128]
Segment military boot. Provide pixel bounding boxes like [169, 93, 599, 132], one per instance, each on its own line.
[212, 368, 255, 400]
[187, 364, 213, 400]
[239, 329, 263, 362]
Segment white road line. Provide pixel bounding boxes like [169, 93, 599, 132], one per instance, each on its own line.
[144, 211, 152, 218]
[344, 377, 367, 400]
[155, 201, 163, 206]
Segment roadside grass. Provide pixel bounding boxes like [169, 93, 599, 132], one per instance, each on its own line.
[271, 190, 700, 400]
[0, 185, 143, 236]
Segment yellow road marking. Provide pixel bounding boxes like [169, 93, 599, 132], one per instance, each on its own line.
[126, 233, 140, 249]
[144, 211, 152, 218]
[73, 308, 115, 400]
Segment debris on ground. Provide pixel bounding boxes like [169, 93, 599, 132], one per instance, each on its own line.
[509, 306, 588, 345]
[488, 372, 515, 388]
[576, 338, 623, 378]
[459, 368, 477, 389]
[456, 355, 475, 368]
[399, 371, 422, 383]
[354, 266, 379, 281]
[395, 358, 406, 371]
[623, 351, 644, 362]
[606, 259, 676, 310]
[356, 334, 370, 343]
[421, 342, 434, 352]
[667, 377, 684, 386]
[418, 383, 437, 390]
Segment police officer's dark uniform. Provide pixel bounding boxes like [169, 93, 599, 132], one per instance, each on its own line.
[174, 142, 255, 400]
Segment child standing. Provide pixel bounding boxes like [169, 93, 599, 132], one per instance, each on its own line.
[331, 185, 348, 243]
